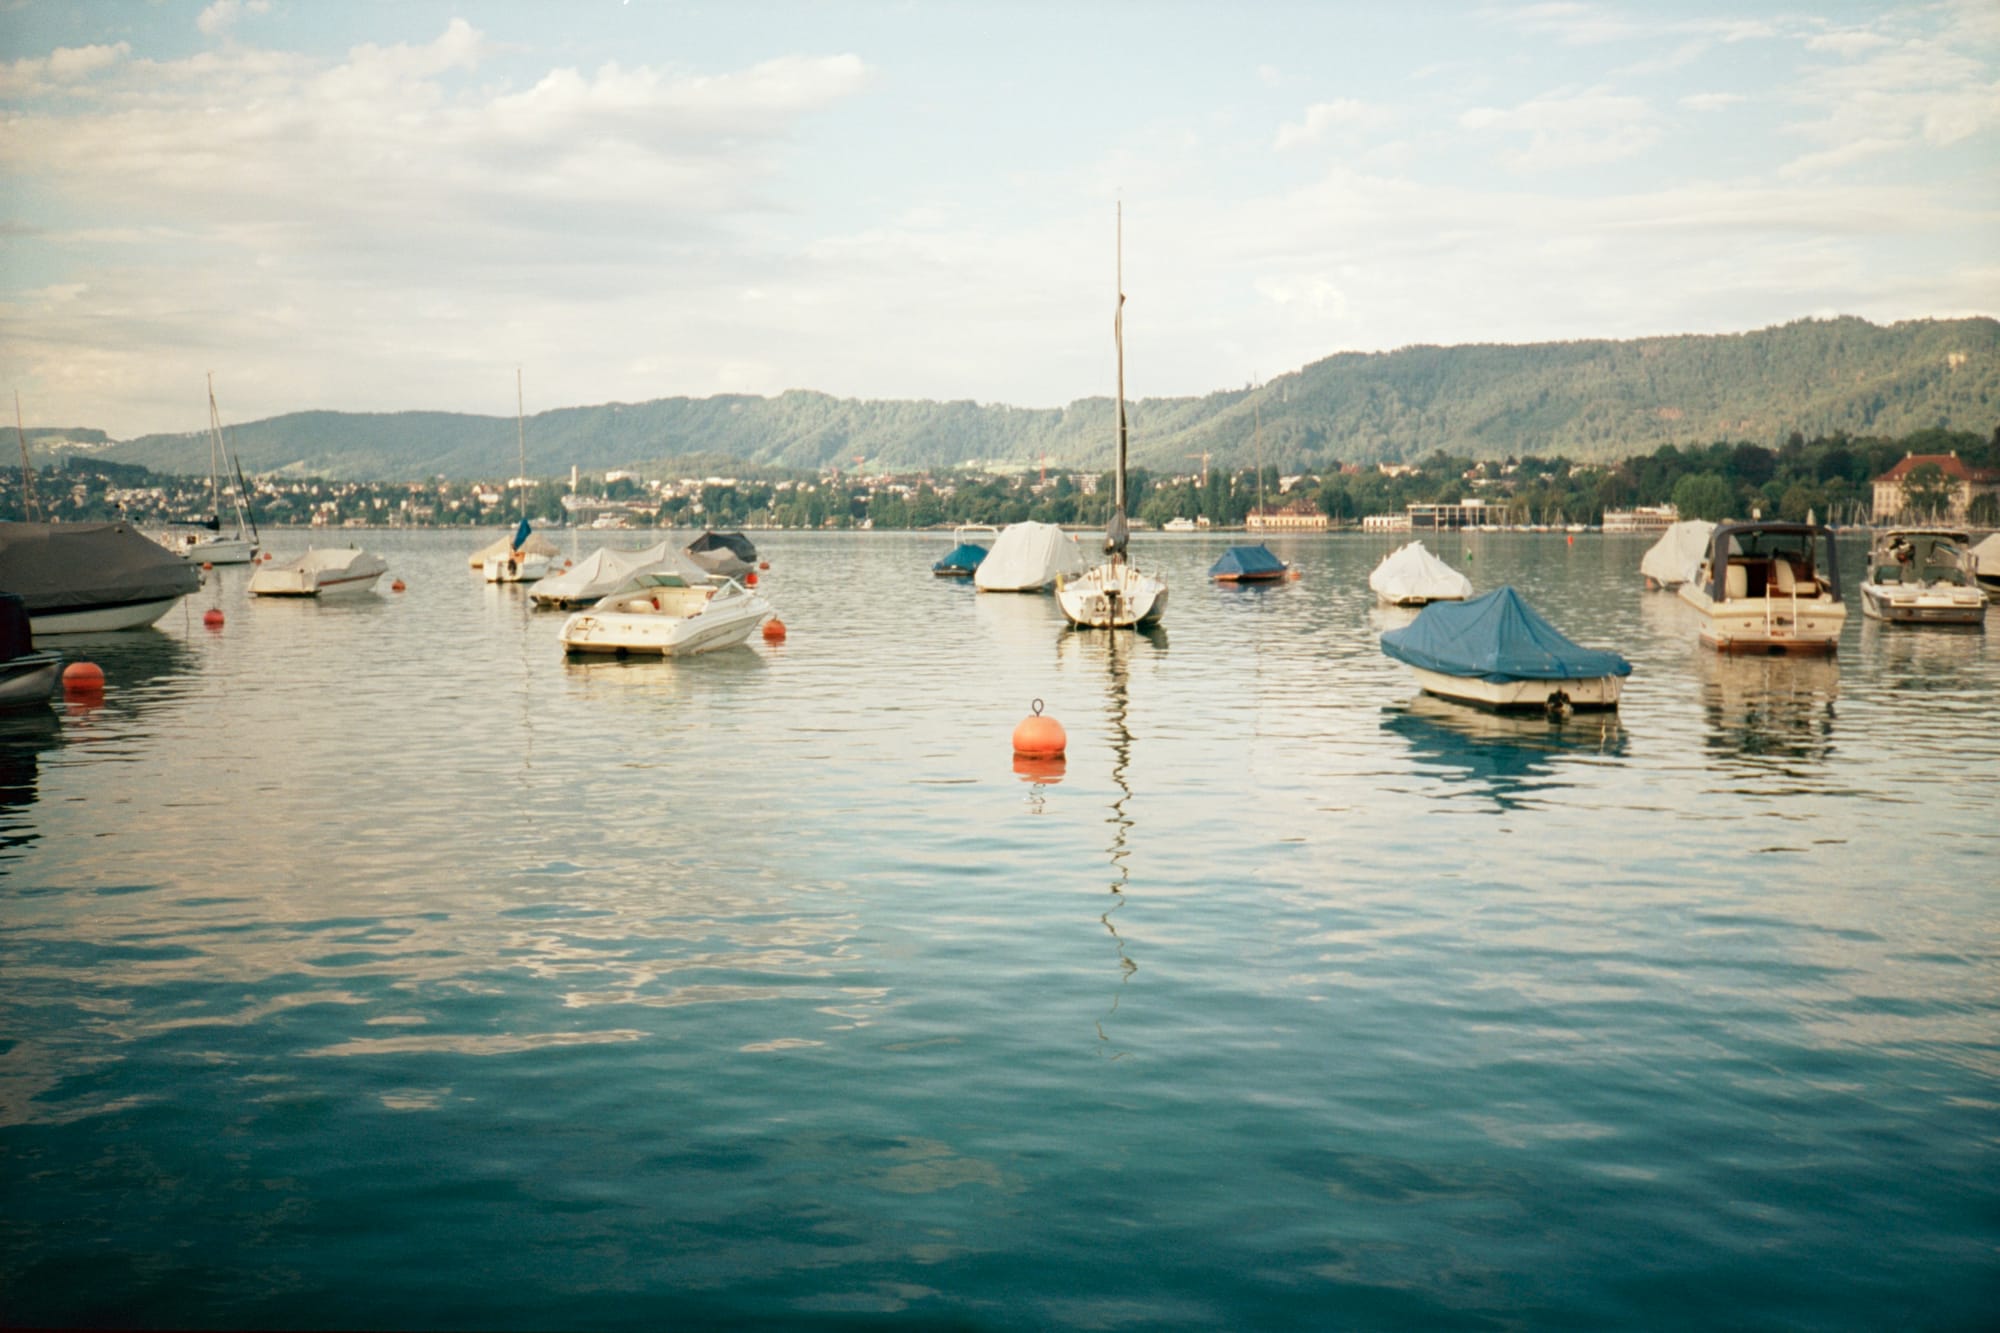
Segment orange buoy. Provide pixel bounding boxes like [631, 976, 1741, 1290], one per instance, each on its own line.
[759, 560, 770, 570]
[62, 661, 105, 694]
[762, 617, 787, 642]
[1288, 566, 1302, 581]
[1566, 533, 1575, 546]
[1012, 699, 1066, 758]
[1013, 754, 1066, 784]
[202, 608, 224, 628]
[391, 579, 406, 592]
[201, 561, 214, 571]
[745, 571, 758, 586]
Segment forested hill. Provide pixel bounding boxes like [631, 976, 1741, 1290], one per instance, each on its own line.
[92, 315, 1999, 482]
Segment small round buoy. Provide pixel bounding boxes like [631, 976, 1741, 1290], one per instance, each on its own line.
[62, 661, 105, 694]
[1288, 566, 1302, 581]
[203, 608, 225, 628]
[1012, 698, 1066, 758]
[759, 560, 770, 570]
[745, 571, 758, 586]
[391, 579, 406, 592]
[762, 617, 787, 642]
[1566, 533, 1574, 546]
[201, 561, 214, 571]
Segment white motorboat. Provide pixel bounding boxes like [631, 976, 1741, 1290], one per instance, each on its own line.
[1639, 519, 1716, 590]
[1858, 528, 1987, 625]
[1677, 520, 1847, 654]
[1368, 540, 1472, 606]
[480, 369, 548, 584]
[0, 521, 201, 634]
[1058, 203, 1166, 631]
[932, 524, 998, 577]
[467, 530, 560, 571]
[558, 571, 771, 656]
[973, 520, 1086, 593]
[528, 540, 679, 609]
[249, 546, 388, 597]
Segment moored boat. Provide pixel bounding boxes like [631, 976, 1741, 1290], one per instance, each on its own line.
[973, 521, 1085, 593]
[249, 546, 388, 597]
[1677, 520, 1846, 654]
[528, 539, 678, 609]
[0, 521, 202, 634]
[558, 569, 771, 656]
[1639, 519, 1715, 590]
[932, 525, 998, 577]
[685, 530, 759, 580]
[0, 592, 61, 709]
[1972, 532, 2000, 597]
[1210, 543, 1289, 583]
[1369, 540, 1472, 606]
[1380, 585, 1632, 715]
[1857, 529, 1987, 625]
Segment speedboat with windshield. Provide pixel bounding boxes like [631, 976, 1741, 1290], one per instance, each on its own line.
[1857, 528, 1986, 625]
[558, 562, 771, 656]
[1677, 520, 1846, 653]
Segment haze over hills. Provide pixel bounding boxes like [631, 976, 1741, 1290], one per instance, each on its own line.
[73, 315, 2000, 483]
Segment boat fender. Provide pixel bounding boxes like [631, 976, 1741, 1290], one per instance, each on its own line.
[651, 596, 660, 610]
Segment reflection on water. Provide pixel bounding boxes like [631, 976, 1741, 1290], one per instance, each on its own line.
[1382, 691, 1628, 812]
[1697, 651, 1840, 767]
[0, 708, 62, 861]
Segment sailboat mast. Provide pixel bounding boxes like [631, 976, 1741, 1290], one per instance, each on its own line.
[516, 367, 527, 524]
[1114, 203, 1127, 519]
[15, 390, 42, 521]
[206, 372, 225, 522]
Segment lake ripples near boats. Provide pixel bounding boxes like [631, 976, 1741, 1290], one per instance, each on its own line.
[2, 528, 1996, 1330]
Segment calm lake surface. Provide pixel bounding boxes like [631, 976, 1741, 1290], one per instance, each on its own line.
[3, 527, 1997, 1330]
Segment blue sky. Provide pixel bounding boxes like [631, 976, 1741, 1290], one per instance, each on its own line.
[2, 1, 1995, 438]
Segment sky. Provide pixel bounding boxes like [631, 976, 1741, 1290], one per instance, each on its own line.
[1, 1, 1996, 439]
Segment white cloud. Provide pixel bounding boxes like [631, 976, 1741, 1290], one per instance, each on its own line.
[1679, 92, 1745, 112]
[1459, 87, 1662, 171]
[1273, 99, 1391, 152]
[0, 42, 131, 97]
[197, 1, 272, 39]
[1805, 30, 1893, 57]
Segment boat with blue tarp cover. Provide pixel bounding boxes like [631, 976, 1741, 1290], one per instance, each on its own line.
[1380, 585, 1632, 715]
[1209, 543, 1289, 583]
[932, 524, 997, 577]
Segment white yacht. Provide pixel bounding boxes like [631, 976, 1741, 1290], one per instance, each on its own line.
[1677, 521, 1846, 653]
[558, 571, 771, 657]
[1857, 529, 1986, 625]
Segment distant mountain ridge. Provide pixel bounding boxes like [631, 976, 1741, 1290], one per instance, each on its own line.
[87, 315, 1999, 482]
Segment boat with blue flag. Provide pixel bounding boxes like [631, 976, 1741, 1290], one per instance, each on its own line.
[1380, 585, 1632, 715]
[932, 524, 997, 577]
[1209, 543, 1289, 583]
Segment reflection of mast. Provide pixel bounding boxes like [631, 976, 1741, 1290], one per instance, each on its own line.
[1098, 631, 1137, 1055]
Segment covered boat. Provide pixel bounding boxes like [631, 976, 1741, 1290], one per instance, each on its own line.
[467, 529, 561, 570]
[528, 540, 679, 609]
[1968, 532, 2000, 596]
[0, 521, 201, 634]
[1210, 543, 1289, 583]
[1639, 519, 1715, 590]
[249, 546, 388, 597]
[932, 525, 998, 577]
[685, 530, 758, 579]
[1380, 585, 1632, 714]
[0, 592, 61, 709]
[1678, 521, 1845, 653]
[974, 521, 1086, 593]
[558, 569, 771, 656]
[1369, 541, 1472, 605]
[1857, 528, 1986, 625]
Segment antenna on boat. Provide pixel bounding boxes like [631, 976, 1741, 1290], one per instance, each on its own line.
[14, 390, 42, 521]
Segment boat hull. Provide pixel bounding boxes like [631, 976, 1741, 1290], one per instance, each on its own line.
[0, 651, 63, 708]
[1405, 665, 1624, 712]
[1678, 586, 1846, 654]
[558, 600, 769, 657]
[484, 553, 552, 583]
[1056, 564, 1167, 629]
[1858, 582, 1987, 625]
[30, 595, 186, 635]
[169, 534, 256, 565]
[250, 550, 388, 597]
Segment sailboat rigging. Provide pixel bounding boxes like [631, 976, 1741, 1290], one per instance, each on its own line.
[170, 375, 258, 564]
[482, 367, 552, 584]
[1056, 203, 1168, 630]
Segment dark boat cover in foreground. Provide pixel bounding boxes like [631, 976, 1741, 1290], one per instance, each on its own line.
[1381, 585, 1632, 683]
[0, 522, 201, 613]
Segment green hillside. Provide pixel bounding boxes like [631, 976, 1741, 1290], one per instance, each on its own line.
[91, 315, 1999, 482]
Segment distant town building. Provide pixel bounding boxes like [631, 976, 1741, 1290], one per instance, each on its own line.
[1602, 503, 1680, 533]
[1871, 453, 2000, 522]
[1246, 499, 1328, 532]
[1362, 513, 1413, 532]
[1406, 499, 1511, 530]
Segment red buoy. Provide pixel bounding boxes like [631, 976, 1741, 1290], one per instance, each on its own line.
[62, 661, 105, 694]
[762, 617, 787, 642]
[759, 560, 770, 570]
[201, 561, 214, 571]
[1012, 699, 1066, 758]
[745, 571, 758, 586]
[391, 579, 406, 592]
[202, 608, 225, 628]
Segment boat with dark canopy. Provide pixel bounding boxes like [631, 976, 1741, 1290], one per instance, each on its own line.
[1381, 585, 1632, 716]
[0, 521, 201, 634]
[1209, 543, 1289, 583]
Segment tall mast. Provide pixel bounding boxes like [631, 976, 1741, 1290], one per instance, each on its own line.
[207, 372, 225, 521]
[15, 391, 41, 521]
[516, 366, 527, 522]
[1107, 201, 1129, 558]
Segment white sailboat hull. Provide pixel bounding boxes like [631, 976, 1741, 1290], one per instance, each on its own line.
[1056, 562, 1168, 628]
[483, 552, 553, 583]
[166, 532, 257, 565]
[31, 596, 187, 635]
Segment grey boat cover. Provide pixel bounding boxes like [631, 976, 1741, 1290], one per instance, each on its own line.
[685, 530, 758, 577]
[0, 521, 200, 613]
[1381, 586, 1632, 683]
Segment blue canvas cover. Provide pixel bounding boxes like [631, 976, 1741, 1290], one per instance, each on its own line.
[1380, 586, 1632, 683]
[932, 542, 989, 574]
[1209, 544, 1287, 579]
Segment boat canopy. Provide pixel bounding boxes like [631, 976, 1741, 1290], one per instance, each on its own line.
[973, 521, 1086, 591]
[1699, 522, 1842, 603]
[1639, 520, 1715, 587]
[932, 541, 991, 574]
[1369, 540, 1472, 602]
[0, 521, 200, 613]
[529, 540, 679, 603]
[1381, 586, 1632, 683]
[1210, 544, 1287, 579]
[685, 530, 758, 577]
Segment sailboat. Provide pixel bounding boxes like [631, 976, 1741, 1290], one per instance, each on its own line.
[168, 375, 258, 565]
[483, 368, 552, 584]
[1056, 204, 1167, 630]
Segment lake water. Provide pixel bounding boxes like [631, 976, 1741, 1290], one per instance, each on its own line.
[3, 528, 1996, 1330]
